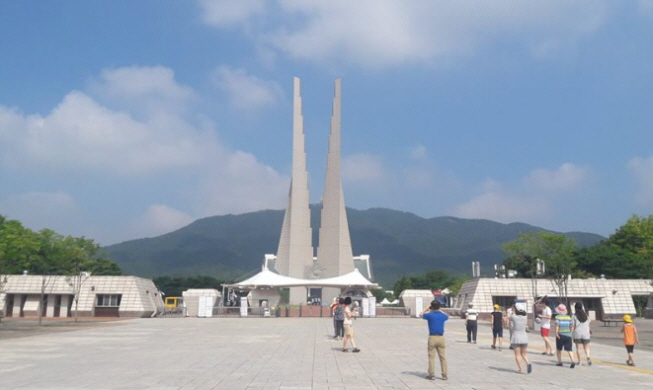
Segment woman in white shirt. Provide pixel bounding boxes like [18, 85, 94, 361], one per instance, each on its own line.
[572, 302, 591, 365]
[342, 297, 360, 353]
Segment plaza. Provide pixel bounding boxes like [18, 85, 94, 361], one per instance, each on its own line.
[1, 317, 651, 390]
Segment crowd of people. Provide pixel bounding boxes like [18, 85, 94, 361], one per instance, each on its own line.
[328, 295, 640, 382]
[418, 297, 640, 381]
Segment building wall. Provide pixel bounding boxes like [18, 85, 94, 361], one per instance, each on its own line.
[456, 278, 653, 319]
[0, 275, 164, 318]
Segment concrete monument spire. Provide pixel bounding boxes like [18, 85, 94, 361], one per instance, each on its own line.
[275, 77, 314, 304]
[317, 79, 354, 302]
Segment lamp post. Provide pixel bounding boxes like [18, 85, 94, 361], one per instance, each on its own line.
[531, 259, 545, 328]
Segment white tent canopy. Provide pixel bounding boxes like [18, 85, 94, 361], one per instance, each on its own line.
[224, 266, 378, 289]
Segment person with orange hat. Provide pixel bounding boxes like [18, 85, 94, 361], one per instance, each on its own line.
[621, 314, 640, 366]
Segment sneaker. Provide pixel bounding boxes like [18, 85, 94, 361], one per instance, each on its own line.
[587, 358, 592, 366]
[527, 364, 532, 374]
[556, 363, 563, 367]
[441, 374, 448, 380]
[425, 374, 435, 380]
[491, 345, 496, 349]
[342, 348, 348, 352]
[352, 348, 360, 353]
[570, 363, 576, 369]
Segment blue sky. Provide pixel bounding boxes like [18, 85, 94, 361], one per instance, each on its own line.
[1, 1, 653, 245]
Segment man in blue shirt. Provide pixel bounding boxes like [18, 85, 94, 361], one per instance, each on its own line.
[421, 300, 449, 380]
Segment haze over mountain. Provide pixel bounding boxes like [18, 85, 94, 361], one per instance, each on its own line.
[104, 207, 604, 287]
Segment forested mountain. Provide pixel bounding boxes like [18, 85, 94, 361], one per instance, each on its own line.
[104, 207, 604, 287]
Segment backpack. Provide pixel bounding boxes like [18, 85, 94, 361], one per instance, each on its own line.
[334, 305, 345, 321]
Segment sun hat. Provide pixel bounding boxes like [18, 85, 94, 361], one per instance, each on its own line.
[623, 314, 633, 323]
[555, 304, 567, 314]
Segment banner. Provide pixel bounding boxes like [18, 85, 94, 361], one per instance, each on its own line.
[240, 297, 248, 317]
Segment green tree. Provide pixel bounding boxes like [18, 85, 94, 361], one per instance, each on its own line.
[369, 288, 395, 303]
[574, 243, 647, 279]
[503, 232, 577, 305]
[601, 215, 653, 279]
[392, 270, 465, 300]
[0, 217, 123, 323]
[393, 276, 413, 298]
[153, 275, 225, 298]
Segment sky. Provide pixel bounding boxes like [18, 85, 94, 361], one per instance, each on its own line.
[1, 1, 653, 246]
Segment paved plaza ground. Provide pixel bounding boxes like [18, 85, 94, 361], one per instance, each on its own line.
[1, 316, 652, 390]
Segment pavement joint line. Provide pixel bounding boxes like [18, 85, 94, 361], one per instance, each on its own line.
[593, 360, 653, 375]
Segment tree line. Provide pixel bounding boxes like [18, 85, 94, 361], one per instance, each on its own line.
[391, 214, 653, 300]
[0, 216, 123, 323]
[0, 215, 122, 278]
[501, 214, 653, 281]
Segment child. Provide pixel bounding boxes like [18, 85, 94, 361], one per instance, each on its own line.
[490, 304, 504, 350]
[621, 314, 639, 366]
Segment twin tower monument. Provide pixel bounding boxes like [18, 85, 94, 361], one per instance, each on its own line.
[267, 78, 370, 305]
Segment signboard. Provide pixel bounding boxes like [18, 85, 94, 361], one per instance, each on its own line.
[239, 297, 248, 317]
[198, 296, 214, 318]
[368, 296, 376, 317]
[415, 296, 423, 318]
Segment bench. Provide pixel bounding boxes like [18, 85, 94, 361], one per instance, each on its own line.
[602, 319, 625, 327]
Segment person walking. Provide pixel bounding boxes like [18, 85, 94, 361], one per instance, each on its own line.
[330, 297, 339, 338]
[490, 304, 504, 350]
[333, 298, 345, 340]
[554, 304, 576, 368]
[622, 314, 639, 366]
[537, 298, 554, 356]
[464, 303, 478, 344]
[509, 302, 532, 374]
[572, 302, 591, 366]
[420, 300, 449, 381]
[342, 297, 360, 353]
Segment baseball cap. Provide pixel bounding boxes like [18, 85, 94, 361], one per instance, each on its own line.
[623, 314, 633, 323]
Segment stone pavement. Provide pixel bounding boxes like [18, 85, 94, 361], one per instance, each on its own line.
[1, 317, 652, 390]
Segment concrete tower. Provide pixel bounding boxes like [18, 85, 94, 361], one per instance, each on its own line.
[275, 77, 314, 304]
[317, 78, 354, 303]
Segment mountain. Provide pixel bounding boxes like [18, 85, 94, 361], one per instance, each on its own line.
[103, 206, 605, 288]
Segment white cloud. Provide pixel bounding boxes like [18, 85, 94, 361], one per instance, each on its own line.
[130, 204, 195, 239]
[198, 0, 265, 27]
[409, 145, 428, 161]
[629, 155, 653, 205]
[89, 66, 197, 117]
[0, 66, 291, 243]
[0, 191, 81, 233]
[452, 163, 591, 224]
[638, 0, 653, 17]
[342, 153, 385, 182]
[211, 66, 283, 111]
[195, 151, 289, 216]
[523, 163, 590, 194]
[0, 90, 216, 175]
[199, 1, 609, 69]
[453, 189, 551, 223]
